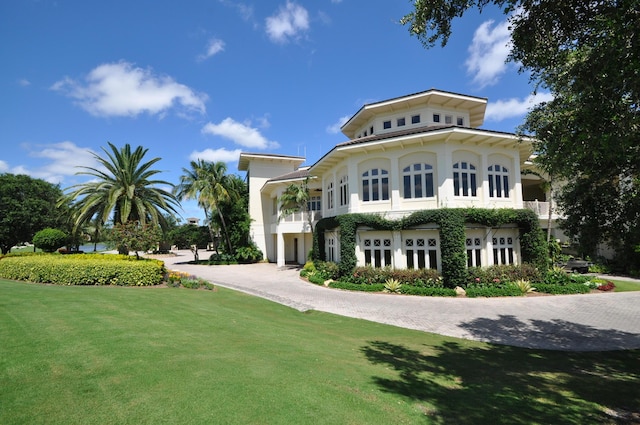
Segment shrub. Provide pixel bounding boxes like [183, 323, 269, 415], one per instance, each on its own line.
[596, 280, 616, 291]
[32, 228, 67, 253]
[510, 279, 536, 295]
[314, 261, 340, 280]
[466, 264, 542, 287]
[235, 245, 263, 264]
[328, 281, 385, 292]
[208, 253, 237, 265]
[535, 283, 592, 294]
[400, 286, 457, 297]
[0, 254, 164, 286]
[465, 285, 523, 297]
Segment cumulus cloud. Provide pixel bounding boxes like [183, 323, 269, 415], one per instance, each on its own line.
[18, 78, 31, 87]
[326, 115, 350, 134]
[189, 148, 242, 163]
[202, 118, 280, 149]
[485, 92, 554, 122]
[466, 19, 512, 88]
[2, 141, 100, 184]
[51, 61, 208, 118]
[265, 1, 310, 44]
[198, 38, 225, 61]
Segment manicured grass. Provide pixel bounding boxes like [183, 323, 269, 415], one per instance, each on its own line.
[610, 279, 640, 292]
[1, 279, 638, 424]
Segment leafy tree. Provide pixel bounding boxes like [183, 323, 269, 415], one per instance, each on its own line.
[110, 221, 162, 259]
[402, 0, 640, 270]
[0, 174, 65, 254]
[32, 228, 68, 253]
[62, 143, 181, 249]
[174, 160, 237, 253]
[209, 175, 254, 253]
[167, 225, 210, 250]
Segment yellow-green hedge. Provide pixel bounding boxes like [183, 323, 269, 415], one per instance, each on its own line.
[0, 254, 165, 286]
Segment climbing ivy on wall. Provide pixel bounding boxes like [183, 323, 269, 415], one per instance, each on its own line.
[314, 208, 548, 288]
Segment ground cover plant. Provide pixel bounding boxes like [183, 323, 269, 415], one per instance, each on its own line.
[301, 262, 637, 297]
[1, 278, 638, 424]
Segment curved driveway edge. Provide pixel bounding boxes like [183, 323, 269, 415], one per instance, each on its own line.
[161, 252, 640, 352]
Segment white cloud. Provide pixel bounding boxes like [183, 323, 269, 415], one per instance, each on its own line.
[466, 19, 512, 88]
[1, 141, 100, 184]
[189, 148, 242, 163]
[198, 38, 225, 61]
[485, 92, 554, 121]
[18, 78, 31, 87]
[51, 61, 208, 118]
[202, 118, 280, 149]
[265, 1, 310, 44]
[326, 115, 350, 134]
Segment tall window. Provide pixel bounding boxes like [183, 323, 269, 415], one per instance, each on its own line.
[339, 175, 349, 206]
[488, 164, 510, 198]
[307, 196, 321, 211]
[326, 182, 334, 210]
[493, 236, 514, 265]
[466, 237, 482, 267]
[326, 234, 336, 262]
[363, 238, 392, 268]
[362, 168, 389, 202]
[405, 238, 438, 269]
[453, 162, 477, 196]
[403, 163, 434, 199]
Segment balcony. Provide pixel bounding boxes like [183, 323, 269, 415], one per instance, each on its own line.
[271, 210, 323, 233]
[524, 200, 561, 219]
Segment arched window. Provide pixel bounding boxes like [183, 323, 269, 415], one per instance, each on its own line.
[488, 164, 510, 198]
[339, 175, 349, 206]
[402, 163, 434, 199]
[326, 181, 334, 210]
[362, 168, 389, 202]
[453, 161, 477, 197]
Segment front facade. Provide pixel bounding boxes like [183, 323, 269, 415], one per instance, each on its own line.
[239, 89, 559, 268]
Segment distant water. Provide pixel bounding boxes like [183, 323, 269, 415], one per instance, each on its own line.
[77, 243, 110, 252]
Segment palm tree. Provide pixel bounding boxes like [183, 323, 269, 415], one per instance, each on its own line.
[174, 159, 236, 253]
[278, 177, 314, 232]
[63, 142, 180, 234]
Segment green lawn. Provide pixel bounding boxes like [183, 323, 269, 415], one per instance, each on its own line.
[611, 278, 640, 292]
[1, 280, 638, 424]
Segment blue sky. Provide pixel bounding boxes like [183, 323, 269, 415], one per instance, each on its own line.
[1, 0, 550, 222]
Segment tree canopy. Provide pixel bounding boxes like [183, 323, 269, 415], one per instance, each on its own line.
[63, 142, 180, 232]
[403, 0, 640, 268]
[0, 174, 65, 254]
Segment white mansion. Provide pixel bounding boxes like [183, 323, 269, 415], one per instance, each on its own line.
[239, 89, 558, 269]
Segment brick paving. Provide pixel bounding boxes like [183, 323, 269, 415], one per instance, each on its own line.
[161, 252, 640, 351]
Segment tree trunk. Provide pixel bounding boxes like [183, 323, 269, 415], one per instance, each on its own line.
[217, 208, 233, 254]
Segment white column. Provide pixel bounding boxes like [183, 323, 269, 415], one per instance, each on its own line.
[276, 227, 285, 267]
[480, 152, 489, 204]
[392, 230, 405, 268]
[512, 153, 523, 208]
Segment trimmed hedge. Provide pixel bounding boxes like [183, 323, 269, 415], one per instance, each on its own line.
[0, 254, 165, 286]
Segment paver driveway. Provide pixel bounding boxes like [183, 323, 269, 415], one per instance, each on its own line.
[161, 252, 640, 351]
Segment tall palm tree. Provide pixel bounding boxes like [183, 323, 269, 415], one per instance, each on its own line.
[174, 159, 236, 253]
[63, 142, 180, 233]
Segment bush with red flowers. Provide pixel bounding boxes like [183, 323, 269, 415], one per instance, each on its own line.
[597, 281, 616, 291]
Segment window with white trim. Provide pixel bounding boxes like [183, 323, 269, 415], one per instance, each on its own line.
[488, 164, 510, 198]
[466, 237, 482, 267]
[405, 237, 438, 269]
[397, 117, 405, 127]
[326, 182, 334, 209]
[307, 196, 321, 211]
[402, 163, 434, 199]
[363, 238, 392, 268]
[383, 120, 391, 129]
[493, 236, 515, 265]
[457, 117, 464, 126]
[362, 168, 389, 202]
[339, 175, 349, 207]
[412, 114, 421, 124]
[433, 114, 440, 123]
[453, 162, 477, 197]
[327, 234, 336, 262]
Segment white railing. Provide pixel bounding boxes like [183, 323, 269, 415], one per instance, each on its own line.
[275, 210, 323, 223]
[524, 201, 559, 218]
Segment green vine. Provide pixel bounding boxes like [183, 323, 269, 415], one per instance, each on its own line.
[314, 208, 547, 288]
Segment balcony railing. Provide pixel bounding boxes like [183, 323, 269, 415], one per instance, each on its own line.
[524, 201, 559, 218]
[276, 210, 323, 223]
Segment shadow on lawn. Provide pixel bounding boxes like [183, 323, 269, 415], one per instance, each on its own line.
[362, 319, 640, 424]
[459, 314, 640, 351]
